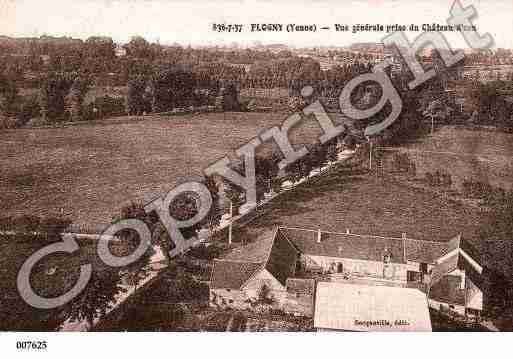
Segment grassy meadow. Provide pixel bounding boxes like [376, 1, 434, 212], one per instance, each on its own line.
[0, 111, 330, 230]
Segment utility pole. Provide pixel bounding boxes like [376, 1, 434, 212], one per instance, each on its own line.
[228, 200, 233, 246]
[369, 139, 373, 171]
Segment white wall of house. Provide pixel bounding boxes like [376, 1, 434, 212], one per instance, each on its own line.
[465, 277, 484, 311]
[243, 269, 287, 304]
[304, 254, 409, 282]
[210, 288, 250, 309]
[210, 270, 289, 310]
[406, 261, 436, 273]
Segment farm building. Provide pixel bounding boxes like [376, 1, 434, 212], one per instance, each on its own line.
[209, 229, 313, 316]
[210, 226, 492, 323]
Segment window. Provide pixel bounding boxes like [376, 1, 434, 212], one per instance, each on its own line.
[466, 308, 480, 316]
[337, 263, 344, 273]
[420, 263, 428, 274]
[329, 263, 336, 273]
[407, 271, 421, 282]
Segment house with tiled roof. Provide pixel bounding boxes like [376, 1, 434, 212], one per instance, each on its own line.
[210, 228, 304, 312]
[209, 226, 489, 321]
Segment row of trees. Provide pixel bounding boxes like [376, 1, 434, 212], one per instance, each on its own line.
[125, 68, 244, 115]
[223, 134, 348, 214]
[1, 65, 244, 125]
[0, 71, 92, 126]
[0, 35, 295, 87]
[0, 34, 393, 127]
[462, 80, 513, 126]
[68, 173, 221, 326]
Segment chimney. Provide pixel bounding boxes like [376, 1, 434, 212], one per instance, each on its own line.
[317, 229, 322, 243]
[346, 228, 350, 235]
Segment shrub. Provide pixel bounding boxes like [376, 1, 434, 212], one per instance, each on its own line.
[257, 284, 274, 305]
[25, 117, 50, 128]
[83, 95, 126, 121]
[392, 152, 416, 175]
[0, 116, 19, 129]
[426, 170, 452, 188]
[462, 179, 504, 204]
[188, 243, 223, 260]
[16, 95, 41, 125]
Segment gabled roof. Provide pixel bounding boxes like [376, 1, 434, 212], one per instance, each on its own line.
[429, 239, 484, 294]
[278, 227, 483, 269]
[210, 228, 298, 290]
[264, 229, 298, 285]
[210, 226, 486, 292]
[431, 253, 460, 285]
[222, 232, 274, 262]
[447, 234, 462, 252]
[279, 227, 406, 264]
[210, 260, 263, 290]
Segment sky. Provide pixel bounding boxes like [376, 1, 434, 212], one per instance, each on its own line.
[0, 0, 512, 48]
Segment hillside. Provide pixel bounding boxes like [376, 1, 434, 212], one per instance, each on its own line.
[383, 126, 513, 191]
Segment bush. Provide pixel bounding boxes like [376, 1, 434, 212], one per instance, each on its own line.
[426, 170, 452, 188]
[462, 179, 504, 204]
[188, 243, 223, 260]
[25, 117, 50, 128]
[0, 116, 19, 129]
[83, 95, 126, 121]
[16, 95, 41, 125]
[257, 284, 274, 305]
[393, 153, 415, 174]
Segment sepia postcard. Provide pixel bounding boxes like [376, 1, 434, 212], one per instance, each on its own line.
[1, 0, 513, 357]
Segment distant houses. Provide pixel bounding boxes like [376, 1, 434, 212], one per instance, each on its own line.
[209, 226, 496, 331]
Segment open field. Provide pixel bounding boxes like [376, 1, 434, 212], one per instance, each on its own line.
[0, 112, 335, 230]
[382, 126, 513, 191]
